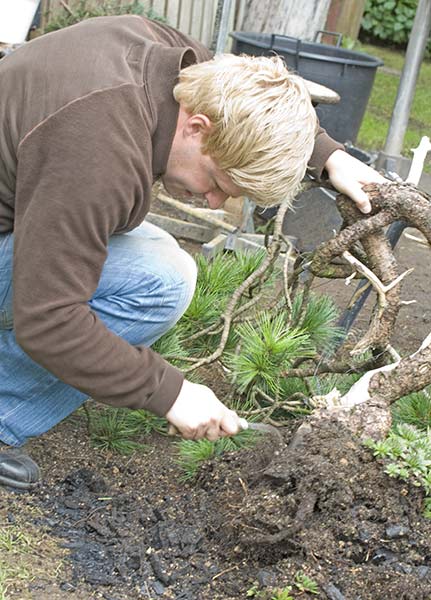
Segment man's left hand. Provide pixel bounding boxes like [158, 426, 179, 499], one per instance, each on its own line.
[324, 149, 388, 214]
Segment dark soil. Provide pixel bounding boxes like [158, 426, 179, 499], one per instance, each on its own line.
[200, 421, 431, 599]
[1, 209, 430, 600]
[2, 414, 431, 599]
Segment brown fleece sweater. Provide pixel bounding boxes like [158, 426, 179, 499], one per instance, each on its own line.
[0, 15, 341, 416]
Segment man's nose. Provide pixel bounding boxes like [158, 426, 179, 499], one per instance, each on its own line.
[206, 191, 228, 210]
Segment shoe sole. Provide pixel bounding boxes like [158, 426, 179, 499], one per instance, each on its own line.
[0, 474, 38, 490]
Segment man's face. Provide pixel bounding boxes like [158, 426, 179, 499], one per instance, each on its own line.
[162, 111, 243, 210]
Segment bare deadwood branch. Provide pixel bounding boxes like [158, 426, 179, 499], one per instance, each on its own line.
[342, 250, 413, 355]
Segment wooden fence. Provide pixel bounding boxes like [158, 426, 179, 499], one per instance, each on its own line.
[39, 0, 246, 48]
[38, 0, 366, 48]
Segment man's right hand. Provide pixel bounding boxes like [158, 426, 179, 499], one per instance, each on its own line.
[324, 149, 388, 214]
[165, 379, 242, 441]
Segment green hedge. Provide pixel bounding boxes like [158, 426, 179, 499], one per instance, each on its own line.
[361, 0, 429, 52]
[43, 0, 164, 33]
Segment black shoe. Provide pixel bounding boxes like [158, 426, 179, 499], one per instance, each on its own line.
[0, 441, 41, 490]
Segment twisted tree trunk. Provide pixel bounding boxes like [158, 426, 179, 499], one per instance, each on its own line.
[297, 183, 431, 442]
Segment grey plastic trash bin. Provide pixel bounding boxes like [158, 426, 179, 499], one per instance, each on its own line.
[230, 32, 383, 144]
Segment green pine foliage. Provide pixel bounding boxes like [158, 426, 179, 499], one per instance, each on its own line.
[160, 250, 271, 357]
[181, 287, 222, 333]
[89, 408, 148, 454]
[86, 405, 170, 454]
[234, 248, 274, 281]
[195, 251, 251, 293]
[153, 253, 346, 420]
[228, 291, 343, 400]
[392, 388, 431, 430]
[176, 438, 216, 481]
[152, 327, 190, 366]
[229, 311, 312, 396]
[291, 291, 345, 353]
[125, 409, 167, 435]
[176, 429, 258, 480]
[278, 376, 310, 402]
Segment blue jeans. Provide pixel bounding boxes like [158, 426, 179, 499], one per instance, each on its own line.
[0, 222, 196, 447]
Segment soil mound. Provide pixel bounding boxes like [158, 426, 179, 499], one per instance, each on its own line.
[198, 421, 431, 599]
[31, 422, 431, 599]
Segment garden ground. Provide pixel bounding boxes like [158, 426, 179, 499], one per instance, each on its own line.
[0, 222, 430, 600]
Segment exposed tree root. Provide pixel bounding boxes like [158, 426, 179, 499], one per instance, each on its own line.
[291, 331, 431, 445]
[299, 183, 431, 439]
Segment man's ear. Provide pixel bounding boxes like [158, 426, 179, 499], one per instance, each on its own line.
[183, 113, 212, 139]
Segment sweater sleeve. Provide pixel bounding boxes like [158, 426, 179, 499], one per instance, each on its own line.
[13, 87, 183, 416]
[308, 126, 344, 179]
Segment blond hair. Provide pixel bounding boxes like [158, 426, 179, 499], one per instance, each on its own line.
[174, 53, 318, 207]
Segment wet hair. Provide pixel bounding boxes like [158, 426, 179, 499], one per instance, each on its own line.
[174, 53, 318, 207]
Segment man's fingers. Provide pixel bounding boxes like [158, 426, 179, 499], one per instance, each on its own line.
[205, 423, 222, 442]
[220, 410, 242, 437]
[324, 148, 391, 214]
[201, 410, 241, 441]
[195, 412, 241, 442]
[347, 183, 372, 214]
[165, 380, 243, 442]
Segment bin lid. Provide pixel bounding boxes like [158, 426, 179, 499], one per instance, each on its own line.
[230, 32, 384, 68]
[304, 80, 340, 105]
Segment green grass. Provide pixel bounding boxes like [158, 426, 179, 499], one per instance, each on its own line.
[0, 526, 33, 600]
[0, 521, 64, 600]
[357, 43, 431, 170]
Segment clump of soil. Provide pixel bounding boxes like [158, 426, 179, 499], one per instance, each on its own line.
[10, 415, 430, 600]
[198, 421, 431, 599]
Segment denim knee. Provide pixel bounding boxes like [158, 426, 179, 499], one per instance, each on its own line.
[90, 242, 197, 347]
[163, 248, 197, 326]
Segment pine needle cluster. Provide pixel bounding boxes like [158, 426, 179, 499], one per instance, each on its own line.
[229, 313, 311, 396]
[176, 430, 258, 481]
[155, 251, 345, 418]
[158, 250, 272, 359]
[392, 387, 431, 430]
[291, 291, 345, 353]
[228, 295, 344, 406]
[86, 406, 165, 455]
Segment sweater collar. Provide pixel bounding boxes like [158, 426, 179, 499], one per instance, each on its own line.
[147, 44, 198, 179]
